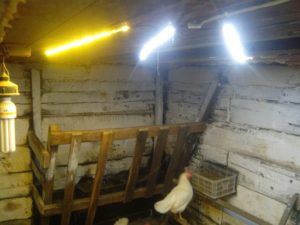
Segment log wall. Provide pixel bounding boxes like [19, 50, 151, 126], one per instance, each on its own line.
[1, 63, 156, 224]
[38, 64, 156, 190]
[166, 65, 300, 225]
[0, 64, 32, 224]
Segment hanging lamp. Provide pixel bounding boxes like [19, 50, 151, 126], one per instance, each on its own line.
[0, 60, 19, 152]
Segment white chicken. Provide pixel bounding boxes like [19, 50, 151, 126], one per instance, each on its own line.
[154, 169, 193, 221]
[114, 217, 129, 225]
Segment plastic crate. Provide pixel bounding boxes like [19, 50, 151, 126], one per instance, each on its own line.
[192, 161, 237, 199]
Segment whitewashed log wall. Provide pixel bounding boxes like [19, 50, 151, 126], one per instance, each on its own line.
[0, 64, 32, 224]
[39, 64, 156, 189]
[1, 63, 156, 224]
[166, 65, 300, 225]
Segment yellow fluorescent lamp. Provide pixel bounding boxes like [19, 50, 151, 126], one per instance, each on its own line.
[45, 25, 130, 56]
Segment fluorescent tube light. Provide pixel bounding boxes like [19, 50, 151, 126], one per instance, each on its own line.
[45, 25, 130, 56]
[139, 24, 175, 61]
[222, 23, 252, 64]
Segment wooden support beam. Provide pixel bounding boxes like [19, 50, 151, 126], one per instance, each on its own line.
[124, 129, 148, 202]
[146, 127, 169, 197]
[85, 131, 113, 225]
[61, 135, 82, 225]
[163, 126, 189, 193]
[31, 69, 42, 139]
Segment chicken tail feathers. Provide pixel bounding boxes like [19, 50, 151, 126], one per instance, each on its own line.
[154, 199, 172, 214]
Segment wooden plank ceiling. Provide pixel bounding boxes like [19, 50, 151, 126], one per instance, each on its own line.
[2, 0, 300, 65]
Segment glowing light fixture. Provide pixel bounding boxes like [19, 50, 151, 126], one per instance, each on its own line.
[222, 23, 252, 64]
[139, 24, 175, 61]
[0, 61, 19, 153]
[45, 25, 130, 56]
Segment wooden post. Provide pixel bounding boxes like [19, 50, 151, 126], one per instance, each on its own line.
[163, 126, 189, 193]
[85, 131, 113, 225]
[146, 127, 169, 197]
[31, 69, 42, 139]
[61, 134, 82, 225]
[124, 129, 148, 202]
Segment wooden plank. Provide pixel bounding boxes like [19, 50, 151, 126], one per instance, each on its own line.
[124, 129, 148, 202]
[42, 91, 154, 104]
[221, 84, 300, 104]
[48, 122, 205, 145]
[226, 65, 300, 87]
[227, 185, 286, 225]
[40, 124, 60, 225]
[61, 135, 81, 225]
[42, 64, 154, 81]
[228, 152, 300, 204]
[41, 114, 154, 142]
[228, 98, 300, 135]
[43, 80, 155, 92]
[42, 101, 154, 116]
[28, 130, 50, 168]
[35, 185, 164, 216]
[31, 69, 42, 139]
[201, 123, 300, 169]
[163, 126, 189, 193]
[146, 127, 169, 197]
[32, 185, 45, 215]
[85, 131, 112, 225]
[31, 161, 45, 185]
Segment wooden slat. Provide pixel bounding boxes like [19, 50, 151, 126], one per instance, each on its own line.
[28, 131, 50, 168]
[85, 131, 113, 225]
[34, 185, 164, 216]
[31, 161, 45, 185]
[278, 194, 299, 225]
[49, 122, 205, 145]
[40, 124, 60, 225]
[32, 185, 46, 215]
[163, 126, 189, 193]
[61, 135, 82, 225]
[124, 129, 148, 202]
[146, 127, 169, 197]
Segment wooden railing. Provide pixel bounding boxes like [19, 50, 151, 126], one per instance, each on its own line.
[29, 122, 206, 225]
